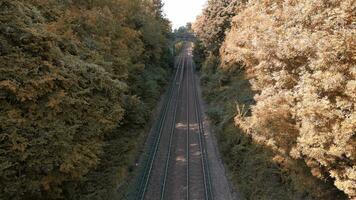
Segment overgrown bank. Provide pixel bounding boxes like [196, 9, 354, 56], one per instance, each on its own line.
[0, 0, 172, 199]
[193, 0, 354, 199]
[196, 54, 346, 199]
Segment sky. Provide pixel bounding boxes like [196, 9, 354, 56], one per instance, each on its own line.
[162, 0, 207, 30]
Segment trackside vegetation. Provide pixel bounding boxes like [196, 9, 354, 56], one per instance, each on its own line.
[193, 0, 354, 199]
[0, 0, 172, 199]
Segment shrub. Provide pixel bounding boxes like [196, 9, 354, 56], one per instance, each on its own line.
[0, 0, 172, 199]
[221, 0, 356, 197]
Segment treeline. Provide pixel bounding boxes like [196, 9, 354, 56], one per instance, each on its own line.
[0, 0, 172, 199]
[193, 0, 354, 199]
[172, 24, 194, 56]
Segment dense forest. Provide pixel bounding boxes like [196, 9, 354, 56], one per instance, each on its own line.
[0, 0, 172, 199]
[193, 0, 355, 199]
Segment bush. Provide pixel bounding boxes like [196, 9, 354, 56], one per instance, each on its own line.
[198, 62, 345, 199]
[0, 0, 172, 199]
[194, 0, 354, 198]
[206, 107, 224, 125]
[221, 0, 355, 198]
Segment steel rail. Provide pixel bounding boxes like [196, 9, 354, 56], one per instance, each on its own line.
[190, 56, 214, 200]
[138, 51, 185, 200]
[160, 48, 187, 200]
[186, 48, 190, 200]
[138, 45, 213, 200]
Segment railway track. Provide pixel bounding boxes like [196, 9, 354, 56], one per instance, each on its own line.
[190, 56, 213, 200]
[138, 44, 212, 200]
[138, 50, 186, 200]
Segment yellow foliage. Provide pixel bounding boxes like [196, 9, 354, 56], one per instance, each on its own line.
[220, 0, 356, 197]
[0, 0, 172, 199]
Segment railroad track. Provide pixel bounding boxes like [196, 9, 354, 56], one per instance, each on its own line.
[190, 56, 213, 200]
[138, 44, 213, 200]
[138, 50, 186, 200]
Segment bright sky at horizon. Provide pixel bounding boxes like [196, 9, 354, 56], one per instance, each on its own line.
[162, 0, 207, 30]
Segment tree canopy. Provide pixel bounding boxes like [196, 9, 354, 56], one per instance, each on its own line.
[193, 0, 355, 198]
[0, 0, 172, 199]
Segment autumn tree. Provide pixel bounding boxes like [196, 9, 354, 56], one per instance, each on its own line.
[0, 0, 172, 199]
[220, 0, 355, 198]
[193, 0, 241, 55]
[194, 0, 355, 198]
